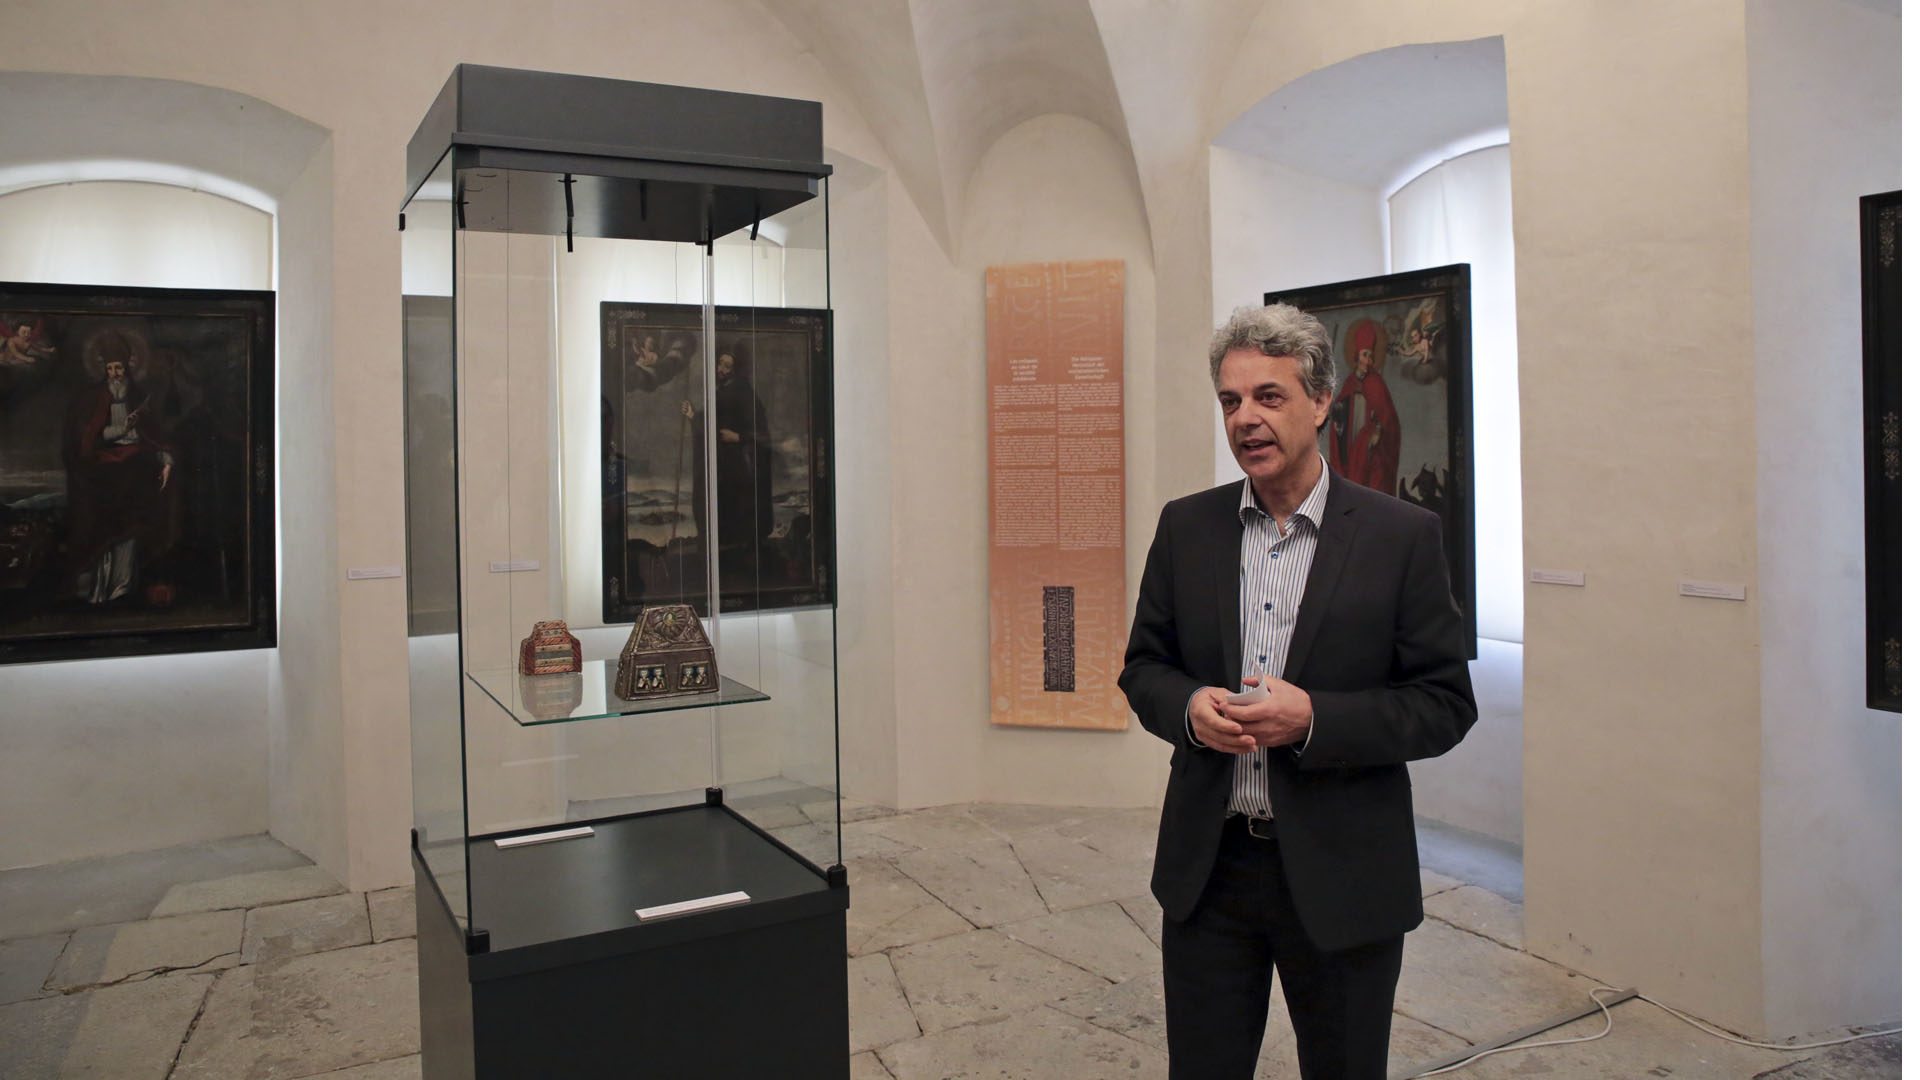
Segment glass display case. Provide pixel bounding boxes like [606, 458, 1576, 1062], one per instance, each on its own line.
[401, 65, 846, 1079]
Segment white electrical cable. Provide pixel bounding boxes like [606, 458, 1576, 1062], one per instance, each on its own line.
[1413, 986, 1901, 1077]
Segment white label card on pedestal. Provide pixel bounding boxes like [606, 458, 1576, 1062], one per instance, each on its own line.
[1528, 569, 1586, 587]
[1679, 581, 1747, 601]
[489, 559, 541, 573]
[346, 566, 403, 581]
[493, 825, 595, 849]
[636, 891, 751, 921]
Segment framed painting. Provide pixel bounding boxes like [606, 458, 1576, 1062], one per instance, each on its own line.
[1266, 264, 1476, 649]
[1860, 190, 1899, 712]
[0, 281, 276, 664]
[600, 302, 834, 621]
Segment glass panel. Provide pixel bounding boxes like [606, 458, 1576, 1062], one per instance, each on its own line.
[708, 176, 841, 870]
[402, 152, 469, 931]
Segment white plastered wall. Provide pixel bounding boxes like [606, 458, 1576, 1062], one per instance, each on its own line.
[1746, 0, 1900, 1035]
[0, 0, 901, 890]
[0, 77, 331, 871]
[887, 113, 1166, 809]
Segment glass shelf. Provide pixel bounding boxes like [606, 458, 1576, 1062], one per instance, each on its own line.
[467, 659, 770, 727]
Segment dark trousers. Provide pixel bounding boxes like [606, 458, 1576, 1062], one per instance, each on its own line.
[1162, 818, 1404, 1080]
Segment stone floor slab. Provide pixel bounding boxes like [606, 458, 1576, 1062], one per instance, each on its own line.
[965, 803, 1102, 840]
[849, 1049, 892, 1079]
[805, 798, 897, 826]
[1420, 867, 1464, 897]
[854, 806, 1006, 851]
[50, 909, 242, 989]
[0, 834, 311, 940]
[244, 893, 373, 964]
[294, 1053, 424, 1078]
[891, 842, 1048, 928]
[1752, 1032, 1900, 1078]
[1444, 998, 1807, 1079]
[848, 952, 921, 1053]
[890, 928, 1108, 1033]
[844, 857, 972, 956]
[1011, 832, 1151, 912]
[1000, 902, 1161, 982]
[152, 865, 345, 917]
[1117, 894, 1163, 948]
[0, 932, 68, 1004]
[1053, 973, 1166, 1048]
[0, 992, 84, 1080]
[1395, 918, 1602, 1044]
[771, 822, 916, 867]
[59, 972, 216, 1079]
[879, 1007, 1167, 1080]
[1052, 807, 1160, 864]
[1423, 883, 1524, 951]
[368, 888, 416, 944]
[172, 939, 420, 1079]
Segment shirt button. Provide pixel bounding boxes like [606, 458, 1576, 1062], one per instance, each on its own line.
[1269, 552, 1278, 559]
[1252, 759, 1262, 770]
[1264, 603, 1272, 611]
[1258, 655, 1267, 664]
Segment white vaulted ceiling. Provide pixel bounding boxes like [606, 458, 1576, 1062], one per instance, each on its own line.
[764, 0, 1138, 253]
[1212, 36, 1509, 194]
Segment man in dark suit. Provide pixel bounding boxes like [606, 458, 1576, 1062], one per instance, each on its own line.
[1119, 303, 1476, 1079]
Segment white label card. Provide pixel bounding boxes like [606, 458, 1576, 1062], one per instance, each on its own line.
[636, 891, 751, 921]
[493, 826, 595, 849]
[1679, 581, 1747, 601]
[489, 559, 541, 573]
[346, 566, 403, 581]
[1529, 569, 1586, 587]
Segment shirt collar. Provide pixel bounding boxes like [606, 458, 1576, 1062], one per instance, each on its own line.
[1239, 455, 1331, 530]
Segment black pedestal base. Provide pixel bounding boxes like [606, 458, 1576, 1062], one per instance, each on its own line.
[415, 805, 849, 1079]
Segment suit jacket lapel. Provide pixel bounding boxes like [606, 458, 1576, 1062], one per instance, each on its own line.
[1283, 473, 1359, 685]
[1209, 484, 1243, 687]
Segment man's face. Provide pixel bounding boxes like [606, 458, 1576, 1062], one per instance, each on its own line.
[1217, 348, 1329, 489]
[104, 360, 126, 382]
[716, 353, 734, 379]
[1354, 347, 1375, 375]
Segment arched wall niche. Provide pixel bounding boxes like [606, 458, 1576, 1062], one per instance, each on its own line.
[1205, 37, 1521, 850]
[0, 71, 340, 875]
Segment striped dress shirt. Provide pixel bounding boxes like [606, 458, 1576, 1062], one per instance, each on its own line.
[1224, 457, 1329, 819]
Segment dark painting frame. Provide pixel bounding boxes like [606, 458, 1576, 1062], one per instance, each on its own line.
[1860, 190, 1900, 712]
[0, 281, 276, 664]
[600, 302, 834, 621]
[1266, 264, 1476, 651]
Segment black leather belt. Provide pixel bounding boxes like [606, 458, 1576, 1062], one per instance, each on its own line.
[1227, 813, 1275, 840]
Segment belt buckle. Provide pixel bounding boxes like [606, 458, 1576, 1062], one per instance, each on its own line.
[1244, 815, 1274, 841]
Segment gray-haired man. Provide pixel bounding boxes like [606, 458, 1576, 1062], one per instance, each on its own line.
[1120, 303, 1476, 1078]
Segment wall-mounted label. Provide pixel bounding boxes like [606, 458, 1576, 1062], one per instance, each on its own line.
[346, 565, 403, 581]
[489, 559, 541, 573]
[1528, 569, 1586, 587]
[1679, 580, 1747, 601]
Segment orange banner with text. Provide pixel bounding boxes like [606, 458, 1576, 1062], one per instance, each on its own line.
[986, 260, 1127, 730]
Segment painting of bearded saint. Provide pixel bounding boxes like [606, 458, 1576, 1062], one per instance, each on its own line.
[0, 283, 275, 663]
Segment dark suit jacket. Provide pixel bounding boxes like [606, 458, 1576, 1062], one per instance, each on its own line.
[1119, 470, 1476, 953]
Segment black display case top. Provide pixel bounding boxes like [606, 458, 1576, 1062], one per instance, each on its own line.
[404, 64, 832, 244]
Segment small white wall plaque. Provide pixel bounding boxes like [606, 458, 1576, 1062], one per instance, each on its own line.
[1528, 569, 1586, 587]
[346, 565, 403, 580]
[1679, 580, 1747, 601]
[636, 891, 752, 921]
[493, 825, 595, 849]
[489, 559, 541, 573]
